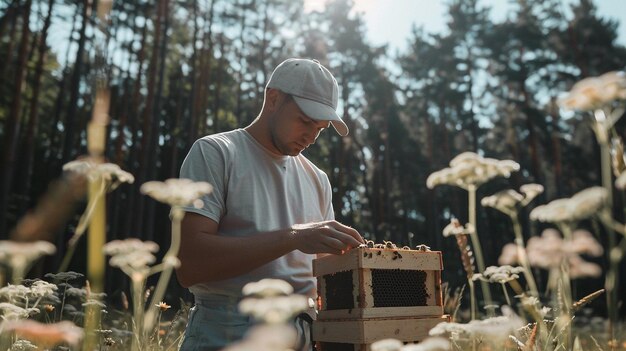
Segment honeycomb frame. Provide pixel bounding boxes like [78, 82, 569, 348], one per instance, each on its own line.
[314, 247, 443, 320]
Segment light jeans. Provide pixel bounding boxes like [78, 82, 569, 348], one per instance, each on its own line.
[178, 294, 313, 351]
[178, 294, 251, 351]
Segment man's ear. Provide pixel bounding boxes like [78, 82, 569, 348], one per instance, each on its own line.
[266, 88, 281, 111]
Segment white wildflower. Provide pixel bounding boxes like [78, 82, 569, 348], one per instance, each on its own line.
[558, 71, 626, 111]
[529, 199, 571, 223]
[442, 218, 474, 237]
[0, 285, 31, 302]
[427, 152, 519, 190]
[238, 295, 309, 324]
[140, 178, 212, 207]
[63, 159, 134, 191]
[568, 255, 602, 278]
[518, 295, 551, 317]
[468, 306, 525, 338]
[103, 238, 159, 256]
[0, 319, 83, 348]
[565, 229, 604, 256]
[162, 255, 181, 268]
[481, 190, 524, 215]
[432, 307, 524, 339]
[428, 321, 467, 336]
[0, 281, 56, 307]
[450, 152, 482, 167]
[221, 341, 271, 351]
[0, 303, 32, 320]
[473, 265, 525, 284]
[27, 281, 58, 299]
[108, 250, 157, 270]
[530, 187, 607, 223]
[520, 183, 544, 205]
[243, 324, 297, 349]
[616, 171, 626, 189]
[242, 279, 294, 297]
[493, 159, 521, 178]
[401, 337, 451, 351]
[498, 243, 519, 265]
[570, 187, 608, 220]
[104, 239, 159, 277]
[0, 241, 56, 272]
[526, 229, 603, 279]
[371, 338, 404, 351]
[8, 339, 38, 351]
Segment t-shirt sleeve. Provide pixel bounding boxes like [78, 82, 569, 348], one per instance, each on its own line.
[321, 173, 335, 221]
[179, 138, 227, 223]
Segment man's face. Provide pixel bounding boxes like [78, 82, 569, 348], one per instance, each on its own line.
[269, 94, 330, 156]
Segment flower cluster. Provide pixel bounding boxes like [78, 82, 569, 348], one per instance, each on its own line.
[63, 159, 134, 191]
[241, 279, 294, 297]
[429, 306, 524, 339]
[472, 265, 525, 284]
[502, 229, 603, 279]
[103, 239, 163, 279]
[0, 241, 56, 273]
[238, 279, 309, 324]
[0, 319, 83, 348]
[222, 324, 297, 351]
[140, 178, 212, 207]
[481, 184, 544, 216]
[558, 71, 626, 111]
[427, 152, 520, 190]
[441, 218, 474, 237]
[529, 187, 608, 223]
[371, 337, 450, 351]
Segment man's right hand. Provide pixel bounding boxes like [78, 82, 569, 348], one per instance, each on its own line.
[289, 221, 364, 255]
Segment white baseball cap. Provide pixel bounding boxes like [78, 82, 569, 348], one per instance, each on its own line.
[266, 58, 349, 136]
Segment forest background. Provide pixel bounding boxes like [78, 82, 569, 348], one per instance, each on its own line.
[1, 0, 626, 318]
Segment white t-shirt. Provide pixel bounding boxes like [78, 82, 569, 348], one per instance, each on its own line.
[180, 129, 334, 299]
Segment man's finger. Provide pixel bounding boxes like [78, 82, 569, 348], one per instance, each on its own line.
[327, 227, 363, 248]
[328, 221, 364, 243]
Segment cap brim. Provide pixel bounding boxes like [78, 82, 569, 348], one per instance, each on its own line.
[292, 96, 349, 136]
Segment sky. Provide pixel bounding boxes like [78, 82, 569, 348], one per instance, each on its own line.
[304, 0, 626, 52]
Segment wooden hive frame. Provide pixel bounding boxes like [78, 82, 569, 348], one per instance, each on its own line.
[313, 247, 443, 320]
[313, 315, 451, 351]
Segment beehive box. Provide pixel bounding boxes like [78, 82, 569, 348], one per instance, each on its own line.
[313, 315, 450, 351]
[313, 247, 443, 320]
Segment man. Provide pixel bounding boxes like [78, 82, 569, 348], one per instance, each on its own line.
[176, 58, 364, 351]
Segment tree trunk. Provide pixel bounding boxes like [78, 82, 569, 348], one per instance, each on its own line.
[61, 0, 90, 164]
[0, 5, 18, 81]
[45, 7, 78, 168]
[144, 0, 170, 241]
[187, 0, 199, 145]
[169, 69, 185, 178]
[234, 0, 249, 126]
[134, 0, 165, 236]
[122, 13, 149, 238]
[196, 0, 215, 137]
[20, 0, 55, 204]
[255, 0, 270, 108]
[0, 0, 31, 236]
[213, 33, 225, 133]
[0, 0, 20, 40]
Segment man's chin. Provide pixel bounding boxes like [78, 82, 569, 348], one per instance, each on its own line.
[286, 150, 302, 156]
